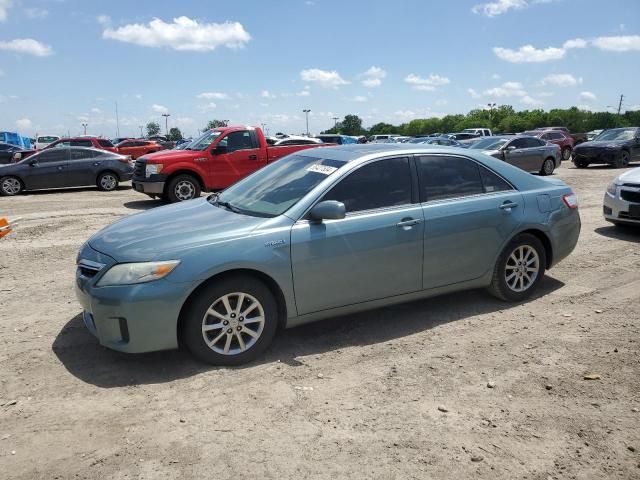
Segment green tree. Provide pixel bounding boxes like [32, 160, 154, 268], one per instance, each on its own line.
[205, 119, 227, 130]
[168, 127, 183, 141]
[340, 114, 365, 136]
[368, 122, 398, 135]
[146, 121, 161, 137]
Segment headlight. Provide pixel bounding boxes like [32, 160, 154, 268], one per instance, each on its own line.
[606, 182, 618, 197]
[145, 164, 163, 177]
[96, 260, 180, 286]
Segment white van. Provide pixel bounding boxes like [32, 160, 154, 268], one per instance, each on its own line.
[35, 135, 61, 150]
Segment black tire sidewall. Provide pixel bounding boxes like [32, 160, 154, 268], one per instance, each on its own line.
[167, 174, 201, 202]
[492, 234, 547, 302]
[541, 158, 554, 176]
[182, 275, 278, 366]
[617, 152, 630, 168]
[562, 147, 571, 160]
[97, 172, 118, 191]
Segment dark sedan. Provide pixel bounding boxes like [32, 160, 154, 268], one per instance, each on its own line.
[0, 143, 24, 165]
[468, 136, 561, 175]
[0, 147, 133, 196]
[572, 127, 640, 169]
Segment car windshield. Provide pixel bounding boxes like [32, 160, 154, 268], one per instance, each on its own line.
[37, 136, 58, 143]
[468, 138, 509, 150]
[188, 130, 223, 151]
[594, 128, 637, 141]
[214, 154, 345, 218]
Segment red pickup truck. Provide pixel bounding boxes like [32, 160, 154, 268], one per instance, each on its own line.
[132, 126, 331, 202]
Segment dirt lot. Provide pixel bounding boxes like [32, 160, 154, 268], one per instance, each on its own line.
[0, 163, 638, 479]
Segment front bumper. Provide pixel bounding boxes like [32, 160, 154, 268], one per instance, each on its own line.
[573, 149, 620, 166]
[603, 187, 640, 225]
[132, 179, 165, 194]
[75, 244, 196, 353]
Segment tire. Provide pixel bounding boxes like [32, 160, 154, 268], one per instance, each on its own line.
[97, 171, 119, 191]
[182, 275, 278, 366]
[167, 174, 201, 202]
[573, 159, 588, 169]
[561, 146, 572, 161]
[488, 233, 547, 302]
[0, 176, 23, 196]
[614, 151, 630, 169]
[540, 157, 555, 176]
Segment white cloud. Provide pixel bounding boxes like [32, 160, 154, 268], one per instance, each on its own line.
[521, 95, 543, 106]
[435, 99, 448, 106]
[468, 88, 481, 99]
[592, 35, 640, 52]
[300, 68, 349, 88]
[472, 0, 527, 17]
[563, 38, 587, 49]
[97, 15, 111, 26]
[579, 91, 597, 102]
[24, 8, 47, 19]
[394, 110, 418, 119]
[493, 44, 565, 62]
[261, 90, 276, 99]
[0, 0, 10, 22]
[151, 104, 169, 114]
[350, 95, 368, 102]
[540, 73, 582, 87]
[404, 73, 450, 91]
[0, 38, 53, 56]
[198, 102, 217, 111]
[359, 66, 386, 87]
[296, 89, 310, 97]
[103, 16, 251, 52]
[197, 92, 229, 100]
[484, 81, 527, 98]
[90, 107, 102, 114]
[16, 118, 32, 130]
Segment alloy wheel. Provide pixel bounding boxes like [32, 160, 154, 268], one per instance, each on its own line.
[504, 245, 540, 293]
[1, 177, 21, 195]
[175, 180, 196, 201]
[100, 174, 117, 191]
[543, 159, 555, 175]
[201, 292, 265, 355]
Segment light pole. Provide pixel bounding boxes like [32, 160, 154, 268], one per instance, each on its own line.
[332, 117, 339, 130]
[81, 123, 88, 135]
[161, 113, 171, 136]
[261, 123, 268, 135]
[139, 125, 144, 137]
[303, 109, 311, 136]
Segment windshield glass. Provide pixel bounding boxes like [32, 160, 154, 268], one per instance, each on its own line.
[594, 128, 637, 141]
[37, 136, 58, 143]
[469, 138, 509, 150]
[216, 155, 345, 217]
[189, 130, 222, 151]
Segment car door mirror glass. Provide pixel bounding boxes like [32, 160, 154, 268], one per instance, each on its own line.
[309, 201, 346, 221]
[506, 145, 517, 151]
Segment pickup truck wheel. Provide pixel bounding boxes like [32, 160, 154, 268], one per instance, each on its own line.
[561, 146, 572, 161]
[614, 151, 630, 169]
[540, 158, 555, 176]
[97, 172, 119, 191]
[488, 233, 546, 302]
[182, 275, 278, 366]
[167, 174, 200, 202]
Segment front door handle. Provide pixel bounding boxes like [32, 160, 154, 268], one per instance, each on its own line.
[499, 201, 519, 210]
[397, 218, 421, 227]
[57, 166, 64, 170]
[93, 162, 101, 166]
[248, 154, 257, 160]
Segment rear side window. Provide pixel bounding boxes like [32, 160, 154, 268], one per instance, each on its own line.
[69, 149, 95, 160]
[98, 139, 114, 148]
[417, 156, 483, 202]
[479, 166, 513, 193]
[321, 157, 412, 213]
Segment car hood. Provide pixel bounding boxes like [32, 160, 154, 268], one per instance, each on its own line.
[575, 140, 629, 149]
[88, 197, 269, 262]
[614, 166, 640, 185]
[142, 149, 206, 163]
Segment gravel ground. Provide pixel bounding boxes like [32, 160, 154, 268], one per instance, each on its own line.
[0, 163, 638, 479]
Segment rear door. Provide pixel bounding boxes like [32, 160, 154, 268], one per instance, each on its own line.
[417, 155, 524, 289]
[209, 130, 263, 188]
[24, 149, 70, 190]
[65, 148, 100, 186]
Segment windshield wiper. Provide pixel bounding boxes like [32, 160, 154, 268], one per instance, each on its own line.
[216, 199, 242, 214]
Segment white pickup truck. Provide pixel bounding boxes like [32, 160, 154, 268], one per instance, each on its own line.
[462, 128, 493, 137]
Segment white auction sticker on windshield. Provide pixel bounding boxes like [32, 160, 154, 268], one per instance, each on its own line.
[306, 164, 337, 175]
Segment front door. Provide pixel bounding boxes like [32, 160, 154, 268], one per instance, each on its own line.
[24, 148, 70, 190]
[416, 155, 524, 289]
[209, 130, 264, 189]
[291, 157, 423, 315]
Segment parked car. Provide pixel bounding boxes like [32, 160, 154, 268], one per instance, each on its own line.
[524, 129, 575, 161]
[116, 139, 164, 159]
[113, 137, 134, 145]
[133, 126, 334, 202]
[420, 137, 465, 147]
[370, 134, 401, 143]
[0, 147, 133, 196]
[35, 135, 61, 150]
[461, 128, 492, 137]
[316, 134, 358, 145]
[273, 136, 322, 146]
[572, 127, 640, 169]
[468, 135, 561, 175]
[15, 137, 118, 161]
[0, 142, 24, 164]
[534, 127, 587, 146]
[449, 132, 481, 141]
[75, 144, 580, 365]
[586, 129, 603, 141]
[603, 166, 640, 226]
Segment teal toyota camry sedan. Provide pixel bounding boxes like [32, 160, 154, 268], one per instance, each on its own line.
[75, 144, 580, 365]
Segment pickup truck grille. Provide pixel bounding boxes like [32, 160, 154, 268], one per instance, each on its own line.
[133, 158, 146, 180]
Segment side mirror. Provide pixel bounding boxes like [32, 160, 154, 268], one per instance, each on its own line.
[212, 144, 227, 154]
[28, 158, 38, 166]
[309, 200, 346, 222]
[505, 145, 517, 151]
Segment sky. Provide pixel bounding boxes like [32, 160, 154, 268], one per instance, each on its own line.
[0, 0, 639, 138]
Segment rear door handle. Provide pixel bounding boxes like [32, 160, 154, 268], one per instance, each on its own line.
[397, 218, 421, 227]
[499, 201, 519, 210]
[248, 154, 257, 160]
[93, 162, 101, 166]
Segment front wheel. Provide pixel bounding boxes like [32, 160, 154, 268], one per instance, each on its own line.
[97, 172, 119, 191]
[182, 275, 279, 365]
[0, 176, 23, 196]
[573, 159, 588, 169]
[614, 151, 630, 169]
[167, 174, 201, 202]
[488, 233, 546, 302]
[540, 158, 555, 176]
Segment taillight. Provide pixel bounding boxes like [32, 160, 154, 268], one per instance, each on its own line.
[562, 192, 578, 209]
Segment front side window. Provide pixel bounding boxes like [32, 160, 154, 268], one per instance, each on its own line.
[220, 131, 255, 152]
[418, 156, 483, 202]
[97, 139, 115, 148]
[119, 141, 134, 148]
[321, 157, 412, 213]
[509, 138, 528, 149]
[34, 149, 68, 163]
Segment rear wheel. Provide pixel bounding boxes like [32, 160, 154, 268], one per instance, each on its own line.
[614, 151, 630, 169]
[167, 174, 200, 202]
[0, 176, 23, 196]
[97, 172, 119, 191]
[488, 233, 546, 302]
[540, 157, 555, 176]
[182, 275, 278, 365]
[561, 146, 572, 161]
